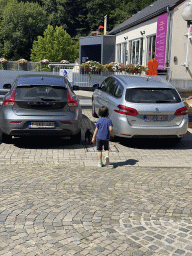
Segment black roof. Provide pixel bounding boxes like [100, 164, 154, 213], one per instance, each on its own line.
[108, 0, 185, 35]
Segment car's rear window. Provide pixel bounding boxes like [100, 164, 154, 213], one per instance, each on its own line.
[125, 88, 181, 103]
[15, 85, 67, 101]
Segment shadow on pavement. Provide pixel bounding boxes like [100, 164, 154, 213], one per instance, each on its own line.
[10, 136, 84, 149]
[111, 131, 192, 150]
[111, 159, 138, 168]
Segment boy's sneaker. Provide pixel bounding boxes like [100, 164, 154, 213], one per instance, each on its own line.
[105, 155, 109, 166]
[98, 161, 102, 167]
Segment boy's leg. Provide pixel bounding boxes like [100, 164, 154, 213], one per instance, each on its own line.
[98, 151, 102, 167]
[98, 151, 102, 161]
[96, 139, 103, 167]
[105, 150, 109, 156]
[104, 141, 110, 166]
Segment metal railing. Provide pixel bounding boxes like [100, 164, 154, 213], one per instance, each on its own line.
[0, 61, 171, 88]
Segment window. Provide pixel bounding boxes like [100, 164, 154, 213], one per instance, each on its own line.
[117, 44, 121, 63]
[106, 79, 116, 95]
[125, 88, 181, 103]
[147, 35, 156, 63]
[130, 38, 143, 65]
[122, 43, 127, 64]
[105, 78, 123, 98]
[114, 82, 123, 98]
[100, 77, 112, 92]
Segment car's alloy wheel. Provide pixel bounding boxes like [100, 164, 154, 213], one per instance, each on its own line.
[92, 100, 98, 118]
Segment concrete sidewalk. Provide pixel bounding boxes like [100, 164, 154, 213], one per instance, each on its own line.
[76, 90, 92, 107]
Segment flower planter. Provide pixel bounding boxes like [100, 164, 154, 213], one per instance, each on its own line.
[107, 68, 114, 72]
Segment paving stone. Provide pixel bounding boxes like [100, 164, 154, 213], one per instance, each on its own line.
[175, 249, 186, 254]
[0, 108, 191, 255]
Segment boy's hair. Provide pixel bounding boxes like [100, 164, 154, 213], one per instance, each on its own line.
[99, 106, 109, 117]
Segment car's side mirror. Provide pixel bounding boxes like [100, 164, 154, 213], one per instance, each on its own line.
[73, 85, 79, 91]
[93, 84, 100, 90]
[3, 83, 11, 89]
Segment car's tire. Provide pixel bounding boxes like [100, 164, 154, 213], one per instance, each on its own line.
[0, 131, 12, 143]
[71, 130, 81, 144]
[92, 100, 98, 118]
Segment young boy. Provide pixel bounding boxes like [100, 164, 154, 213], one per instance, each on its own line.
[91, 106, 114, 167]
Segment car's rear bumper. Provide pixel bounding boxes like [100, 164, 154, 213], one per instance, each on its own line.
[1, 119, 81, 137]
[8, 128, 80, 136]
[114, 116, 188, 138]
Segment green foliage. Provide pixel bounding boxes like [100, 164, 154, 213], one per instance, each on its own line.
[31, 25, 79, 62]
[0, 0, 155, 60]
[0, 0, 47, 60]
[40, 0, 89, 37]
[86, 0, 115, 32]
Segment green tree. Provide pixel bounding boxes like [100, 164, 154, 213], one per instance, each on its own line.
[0, 0, 47, 60]
[86, 0, 116, 32]
[40, 0, 89, 37]
[30, 25, 79, 62]
[136, 0, 154, 10]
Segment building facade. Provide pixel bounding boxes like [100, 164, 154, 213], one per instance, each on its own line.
[108, 0, 192, 90]
[79, 0, 192, 90]
[79, 35, 116, 65]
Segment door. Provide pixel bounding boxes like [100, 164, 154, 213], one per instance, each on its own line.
[94, 77, 112, 113]
[106, 78, 124, 134]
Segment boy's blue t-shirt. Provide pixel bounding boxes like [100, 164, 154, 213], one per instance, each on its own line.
[96, 118, 113, 140]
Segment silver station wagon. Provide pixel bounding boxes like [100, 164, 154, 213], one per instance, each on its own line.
[0, 74, 82, 143]
[92, 75, 188, 140]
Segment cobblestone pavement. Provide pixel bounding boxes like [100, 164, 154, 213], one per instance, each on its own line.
[0, 163, 192, 256]
[0, 100, 192, 255]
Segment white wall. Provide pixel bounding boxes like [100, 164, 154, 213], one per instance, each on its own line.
[170, 0, 192, 87]
[115, 17, 157, 66]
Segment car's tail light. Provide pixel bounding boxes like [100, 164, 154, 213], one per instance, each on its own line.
[174, 106, 188, 115]
[67, 90, 78, 107]
[10, 121, 22, 124]
[114, 105, 138, 115]
[61, 121, 72, 124]
[3, 87, 17, 106]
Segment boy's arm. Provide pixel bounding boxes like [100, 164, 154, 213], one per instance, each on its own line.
[109, 126, 114, 137]
[91, 127, 98, 143]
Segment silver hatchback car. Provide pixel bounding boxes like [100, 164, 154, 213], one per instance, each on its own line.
[92, 75, 188, 140]
[0, 74, 82, 143]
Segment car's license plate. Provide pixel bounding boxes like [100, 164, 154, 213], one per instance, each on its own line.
[29, 122, 55, 128]
[144, 115, 168, 121]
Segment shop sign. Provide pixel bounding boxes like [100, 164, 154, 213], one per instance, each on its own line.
[155, 13, 168, 69]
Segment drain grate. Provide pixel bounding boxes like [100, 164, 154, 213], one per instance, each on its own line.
[85, 144, 119, 152]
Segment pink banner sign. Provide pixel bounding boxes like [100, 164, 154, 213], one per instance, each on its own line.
[155, 13, 168, 69]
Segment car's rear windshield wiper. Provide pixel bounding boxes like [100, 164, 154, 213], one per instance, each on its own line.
[41, 97, 59, 101]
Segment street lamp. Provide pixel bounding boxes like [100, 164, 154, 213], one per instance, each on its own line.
[181, 1, 192, 68]
[182, 1, 192, 24]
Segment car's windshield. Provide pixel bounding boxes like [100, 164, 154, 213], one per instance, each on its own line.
[15, 85, 68, 101]
[125, 88, 181, 103]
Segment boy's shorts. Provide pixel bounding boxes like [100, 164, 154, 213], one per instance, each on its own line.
[96, 139, 109, 151]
